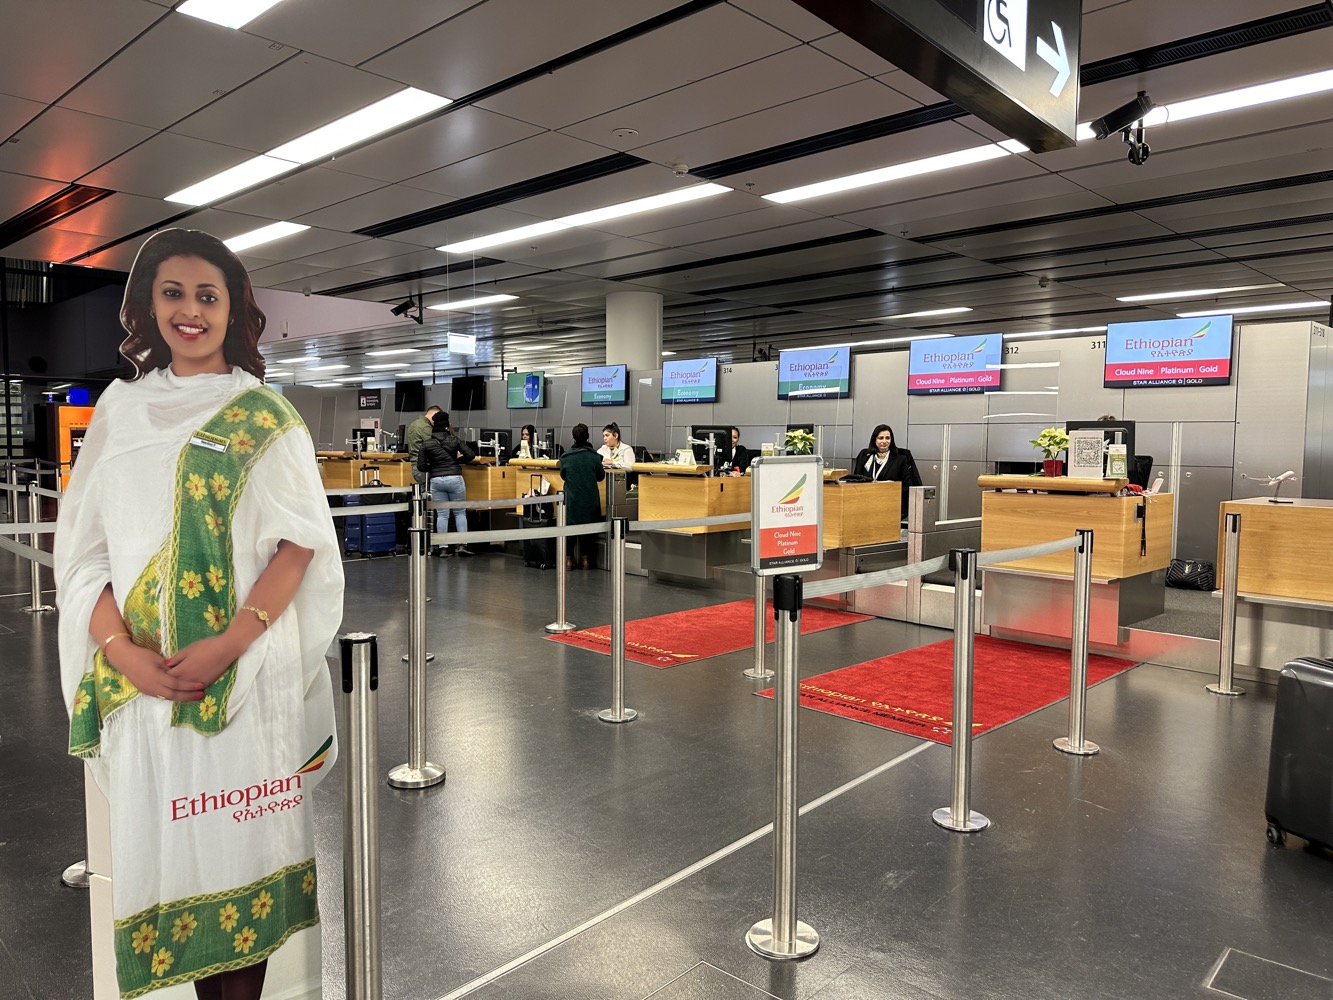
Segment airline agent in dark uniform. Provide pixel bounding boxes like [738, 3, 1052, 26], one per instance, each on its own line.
[852, 423, 922, 519]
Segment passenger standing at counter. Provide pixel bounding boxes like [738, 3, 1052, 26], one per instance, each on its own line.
[406, 404, 441, 485]
[509, 423, 539, 460]
[718, 426, 752, 476]
[418, 411, 477, 557]
[560, 423, 604, 570]
[598, 422, 634, 470]
[854, 423, 922, 519]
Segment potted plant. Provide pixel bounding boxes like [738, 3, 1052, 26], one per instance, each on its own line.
[785, 428, 816, 455]
[1030, 426, 1070, 477]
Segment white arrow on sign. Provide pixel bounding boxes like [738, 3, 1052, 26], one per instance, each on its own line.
[1035, 21, 1070, 97]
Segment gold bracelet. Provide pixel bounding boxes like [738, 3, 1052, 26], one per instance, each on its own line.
[240, 605, 271, 629]
[102, 631, 131, 651]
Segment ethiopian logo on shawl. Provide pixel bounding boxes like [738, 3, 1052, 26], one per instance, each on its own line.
[68, 386, 301, 757]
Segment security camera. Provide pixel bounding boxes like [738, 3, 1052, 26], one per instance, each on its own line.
[390, 299, 415, 317]
[1090, 91, 1155, 141]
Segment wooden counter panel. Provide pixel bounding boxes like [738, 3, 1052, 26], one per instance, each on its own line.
[638, 476, 750, 534]
[824, 482, 899, 548]
[1219, 499, 1333, 602]
[982, 491, 1173, 579]
[320, 458, 413, 488]
[460, 465, 518, 501]
[978, 474, 1126, 494]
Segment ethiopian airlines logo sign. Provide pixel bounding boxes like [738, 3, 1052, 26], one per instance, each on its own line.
[753, 457, 822, 574]
[170, 735, 332, 824]
[771, 474, 807, 514]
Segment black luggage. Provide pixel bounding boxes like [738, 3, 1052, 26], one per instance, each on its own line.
[522, 474, 556, 569]
[1265, 657, 1333, 849]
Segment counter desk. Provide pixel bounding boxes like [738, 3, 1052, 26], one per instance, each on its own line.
[317, 452, 413, 489]
[977, 476, 1174, 646]
[1216, 497, 1333, 671]
[507, 458, 608, 507]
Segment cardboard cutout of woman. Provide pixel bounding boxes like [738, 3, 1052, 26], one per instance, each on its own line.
[56, 229, 343, 1000]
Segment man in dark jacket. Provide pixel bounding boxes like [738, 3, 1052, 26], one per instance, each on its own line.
[417, 411, 477, 555]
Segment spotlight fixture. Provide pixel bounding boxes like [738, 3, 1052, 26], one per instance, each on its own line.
[389, 293, 424, 325]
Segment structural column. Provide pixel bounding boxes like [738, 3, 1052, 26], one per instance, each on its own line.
[605, 291, 662, 372]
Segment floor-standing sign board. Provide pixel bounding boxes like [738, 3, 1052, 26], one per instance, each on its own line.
[751, 455, 824, 576]
[792, 0, 1081, 151]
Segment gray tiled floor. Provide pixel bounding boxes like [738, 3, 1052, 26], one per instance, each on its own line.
[3, 540, 1332, 1000]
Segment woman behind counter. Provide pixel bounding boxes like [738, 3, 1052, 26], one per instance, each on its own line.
[598, 421, 634, 470]
[509, 423, 539, 461]
[559, 423, 605, 570]
[853, 423, 922, 519]
[717, 426, 751, 476]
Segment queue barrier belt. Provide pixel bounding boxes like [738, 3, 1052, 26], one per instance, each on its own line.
[0, 535, 54, 567]
[0, 523, 58, 536]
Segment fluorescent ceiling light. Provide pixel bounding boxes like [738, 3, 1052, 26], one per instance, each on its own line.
[365, 362, 408, 370]
[661, 351, 677, 356]
[224, 221, 309, 252]
[438, 183, 729, 254]
[166, 155, 297, 205]
[1178, 301, 1328, 318]
[310, 381, 343, 388]
[802, 334, 952, 350]
[1003, 326, 1106, 338]
[269, 88, 452, 163]
[1162, 68, 1333, 125]
[337, 375, 367, 382]
[426, 294, 518, 311]
[1117, 284, 1281, 303]
[308, 363, 349, 371]
[765, 145, 1010, 204]
[869, 307, 973, 321]
[272, 356, 318, 364]
[50, 383, 72, 390]
[981, 412, 1051, 420]
[177, 0, 288, 29]
[365, 348, 419, 357]
[392, 371, 434, 378]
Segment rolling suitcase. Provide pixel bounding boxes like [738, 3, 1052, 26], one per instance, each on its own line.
[522, 474, 555, 569]
[1265, 657, 1333, 849]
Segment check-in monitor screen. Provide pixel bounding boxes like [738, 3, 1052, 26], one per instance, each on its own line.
[661, 357, 718, 403]
[506, 371, 545, 408]
[776, 346, 850, 399]
[1104, 316, 1234, 388]
[581, 364, 628, 406]
[907, 334, 1002, 394]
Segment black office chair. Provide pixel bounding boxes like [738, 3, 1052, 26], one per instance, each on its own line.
[1130, 455, 1153, 489]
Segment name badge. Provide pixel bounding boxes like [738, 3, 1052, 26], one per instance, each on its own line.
[190, 430, 230, 453]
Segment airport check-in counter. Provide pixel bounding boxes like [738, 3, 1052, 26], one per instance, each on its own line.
[1216, 497, 1333, 671]
[978, 476, 1174, 646]
[317, 451, 414, 488]
[636, 463, 748, 585]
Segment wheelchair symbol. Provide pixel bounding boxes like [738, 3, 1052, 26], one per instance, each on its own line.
[986, 0, 1012, 48]
[983, 0, 1027, 70]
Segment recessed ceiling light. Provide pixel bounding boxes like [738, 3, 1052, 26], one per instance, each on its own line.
[365, 348, 420, 357]
[1117, 284, 1281, 303]
[867, 307, 974, 321]
[1003, 327, 1107, 338]
[426, 294, 518, 311]
[271, 356, 318, 364]
[310, 381, 343, 388]
[661, 351, 677, 356]
[392, 371, 433, 378]
[365, 362, 408, 369]
[764, 145, 1010, 204]
[177, 0, 288, 29]
[166, 156, 298, 205]
[224, 221, 309, 252]
[1177, 301, 1328, 318]
[801, 334, 952, 350]
[308, 364, 349, 371]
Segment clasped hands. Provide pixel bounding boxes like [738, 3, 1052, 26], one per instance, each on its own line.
[104, 633, 248, 702]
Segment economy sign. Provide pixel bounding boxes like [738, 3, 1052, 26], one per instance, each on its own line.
[777, 346, 850, 400]
[1104, 316, 1235, 388]
[750, 455, 824, 576]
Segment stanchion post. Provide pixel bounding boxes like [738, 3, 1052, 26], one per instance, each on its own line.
[746, 574, 818, 960]
[341, 633, 383, 1000]
[22, 489, 54, 613]
[1055, 529, 1100, 755]
[598, 517, 637, 724]
[389, 485, 445, 789]
[1208, 511, 1245, 697]
[933, 549, 989, 833]
[743, 573, 773, 680]
[545, 493, 576, 633]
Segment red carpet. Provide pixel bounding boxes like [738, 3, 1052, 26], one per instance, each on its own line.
[758, 635, 1135, 744]
[547, 600, 871, 668]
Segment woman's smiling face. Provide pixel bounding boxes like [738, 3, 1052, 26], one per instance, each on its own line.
[153, 254, 230, 376]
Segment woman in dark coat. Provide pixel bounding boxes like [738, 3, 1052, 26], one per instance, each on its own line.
[853, 423, 922, 519]
[558, 423, 604, 569]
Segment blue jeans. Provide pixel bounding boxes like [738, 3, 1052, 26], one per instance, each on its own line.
[428, 475, 467, 537]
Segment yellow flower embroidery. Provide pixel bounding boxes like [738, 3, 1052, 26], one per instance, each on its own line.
[198, 695, 218, 721]
[223, 405, 249, 424]
[205, 510, 224, 536]
[206, 565, 227, 592]
[203, 605, 227, 632]
[253, 410, 277, 430]
[233, 927, 258, 954]
[229, 429, 255, 454]
[251, 889, 274, 920]
[301, 871, 315, 895]
[73, 690, 92, 715]
[185, 473, 208, 501]
[178, 571, 204, 600]
[150, 948, 173, 978]
[219, 903, 239, 932]
[171, 911, 197, 943]
[131, 923, 157, 954]
[209, 473, 231, 501]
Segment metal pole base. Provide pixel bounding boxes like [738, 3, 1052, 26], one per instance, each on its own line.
[61, 861, 90, 889]
[1053, 737, 1100, 756]
[1205, 683, 1245, 697]
[598, 707, 638, 724]
[745, 918, 820, 960]
[932, 807, 990, 833]
[387, 762, 445, 789]
[23, 603, 55, 614]
[743, 666, 774, 680]
[400, 652, 436, 663]
[544, 621, 577, 634]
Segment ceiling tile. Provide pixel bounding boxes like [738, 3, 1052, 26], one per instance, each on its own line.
[404, 131, 615, 200]
[1, 227, 109, 261]
[0, 93, 45, 143]
[0, 170, 68, 224]
[217, 166, 385, 220]
[244, 0, 480, 66]
[79, 132, 265, 199]
[49, 191, 179, 238]
[293, 183, 447, 232]
[0, 107, 154, 183]
[728, 0, 839, 40]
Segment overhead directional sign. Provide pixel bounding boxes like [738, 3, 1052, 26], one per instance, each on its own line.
[792, 0, 1081, 151]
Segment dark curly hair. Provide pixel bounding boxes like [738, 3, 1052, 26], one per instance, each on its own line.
[119, 228, 266, 380]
